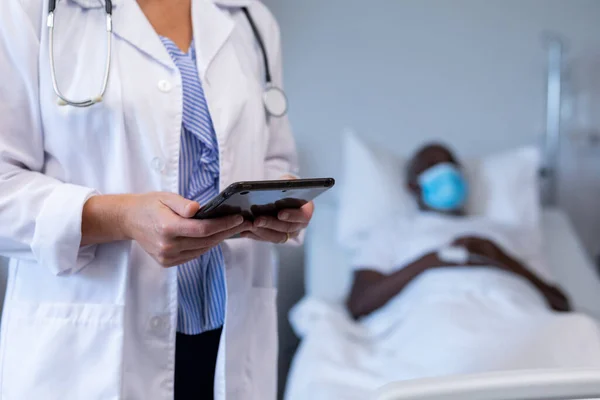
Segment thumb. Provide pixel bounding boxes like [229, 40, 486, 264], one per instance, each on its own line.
[160, 193, 200, 218]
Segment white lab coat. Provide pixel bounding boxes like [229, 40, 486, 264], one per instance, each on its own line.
[0, 0, 297, 399]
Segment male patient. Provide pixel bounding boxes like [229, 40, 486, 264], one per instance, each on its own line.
[347, 143, 570, 319]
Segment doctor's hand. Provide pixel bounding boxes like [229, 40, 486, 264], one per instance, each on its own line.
[238, 175, 314, 244]
[125, 193, 253, 266]
[240, 201, 314, 244]
[82, 192, 252, 267]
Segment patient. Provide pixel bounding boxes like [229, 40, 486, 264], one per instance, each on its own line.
[347, 143, 571, 319]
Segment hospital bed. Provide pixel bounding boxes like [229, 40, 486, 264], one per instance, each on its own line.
[283, 198, 600, 400]
[282, 36, 600, 400]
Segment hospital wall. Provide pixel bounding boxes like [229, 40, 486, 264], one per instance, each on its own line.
[261, 0, 600, 397]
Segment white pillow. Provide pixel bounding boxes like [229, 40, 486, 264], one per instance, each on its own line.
[336, 132, 411, 248]
[466, 147, 541, 229]
[336, 131, 541, 248]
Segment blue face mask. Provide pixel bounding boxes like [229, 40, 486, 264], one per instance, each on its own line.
[418, 163, 468, 212]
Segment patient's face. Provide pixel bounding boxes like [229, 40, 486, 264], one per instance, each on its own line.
[407, 144, 467, 215]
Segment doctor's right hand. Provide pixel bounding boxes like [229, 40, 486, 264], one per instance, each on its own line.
[82, 192, 252, 267]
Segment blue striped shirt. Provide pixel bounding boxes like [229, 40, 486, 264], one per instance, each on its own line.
[161, 37, 226, 335]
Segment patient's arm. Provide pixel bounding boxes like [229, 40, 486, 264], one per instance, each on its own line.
[453, 236, 571, 312]
[497, 254, 571, 312]
[347, 252, 451, 319]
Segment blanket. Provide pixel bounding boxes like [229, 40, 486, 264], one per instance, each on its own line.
[285, 268, 600, 400]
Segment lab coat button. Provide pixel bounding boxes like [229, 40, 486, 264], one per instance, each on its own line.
[150, 317, 161, 328]
[151, 157, 165, 173]
[149, 316, 168, 336]
[157, 80, 172, 93]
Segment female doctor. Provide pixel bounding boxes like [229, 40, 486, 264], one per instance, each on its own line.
[0, 0, 312, 399]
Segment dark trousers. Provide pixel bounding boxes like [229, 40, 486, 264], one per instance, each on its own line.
[175, 327, 223, 400]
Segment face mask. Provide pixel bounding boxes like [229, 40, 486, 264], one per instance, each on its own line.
[418, 163, 468, 212]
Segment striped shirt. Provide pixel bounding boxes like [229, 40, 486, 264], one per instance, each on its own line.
[161, 37, 226, 335]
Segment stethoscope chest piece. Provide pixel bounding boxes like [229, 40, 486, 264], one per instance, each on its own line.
[263, 84, 288, 118]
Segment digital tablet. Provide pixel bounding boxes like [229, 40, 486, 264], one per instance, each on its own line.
[194, 178, 335, 220]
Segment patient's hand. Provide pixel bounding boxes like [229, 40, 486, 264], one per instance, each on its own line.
[453, 236, 572, 312]
[452, 236, 504, 263]
[418, 251, 471, 269]
[452, 235, 530, 275]
[544, 285, 572, 312]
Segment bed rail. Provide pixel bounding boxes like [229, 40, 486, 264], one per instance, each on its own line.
[375, 369, 600, 400]
[540, 34, 565, 207]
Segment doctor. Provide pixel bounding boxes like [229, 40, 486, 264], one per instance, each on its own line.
[0, 0, 311, 399]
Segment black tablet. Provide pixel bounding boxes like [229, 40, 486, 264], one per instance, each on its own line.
[194, 178, 335, 220]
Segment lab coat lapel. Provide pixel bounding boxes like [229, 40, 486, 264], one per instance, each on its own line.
[193, 0, 249, 146]
[192, 0, 235, 79]
[110, 0, 174, 70]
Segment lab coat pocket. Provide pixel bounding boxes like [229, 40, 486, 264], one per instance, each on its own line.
[247, 287, 278, 400]
[1, 302, 124, 400]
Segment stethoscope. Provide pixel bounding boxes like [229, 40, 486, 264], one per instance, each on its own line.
[47, 1, 289, 117]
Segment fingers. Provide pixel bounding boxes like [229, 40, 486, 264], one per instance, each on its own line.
[549, 291, 570, 307]
[453, 235, 480, 244]
[245, 203, 313, 244]
[161, 214, 246, 238]
[176, 221, 253, 251]
[452, 237, 474, 250]
[156, 221, 252, 265]
[280, 174, 298, 180]
[253, 216, 306, 233]
[155, 222, 252, 267]
[152, 215, 250, 267]
[248, 228, 290, 244]
[205, 220, 253, 245]
[159, 193, 200, 218]
[161, 248, 211, 268]
[188, 215, 247, 237]
[278, 202, 314, 224]
[545, 286, 571, 312]
[549, 298, 571, 312]
[452, 238, 467, 246]
[240, 232, 265, 242]
[453, 235, 475, 243]
[547, 286, 567, 300]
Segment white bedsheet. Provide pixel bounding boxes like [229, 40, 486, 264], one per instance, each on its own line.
[350, 212, 550, 282]
[285, 268, 600, 400]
